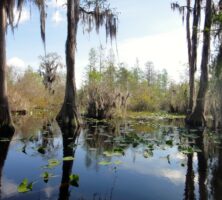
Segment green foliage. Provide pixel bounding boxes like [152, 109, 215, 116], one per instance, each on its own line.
[44, 159, 61, 169]
[41, 172, 54, 183]
[63, 156, 75, 161]
[213, 12, 222, 24]
[80, 48, 189, 116]
[98, 161, 112, 165]
[103, 150, 122, 157]
[69, 174, 79, 187]
[8, 66, 65, 113]
[8, 48, 188, 117]
[17, 178, 33, 193]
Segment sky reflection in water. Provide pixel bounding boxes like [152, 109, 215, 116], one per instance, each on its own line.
[0, 117, 221, 200]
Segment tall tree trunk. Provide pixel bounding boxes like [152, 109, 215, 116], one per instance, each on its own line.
[188, 0, 201, 114]
[0, 3, 12, 128]
[56, 0, 80, 128]
[212, 42, 222, 128]
[186, 0, 192, 70]
[186, 0, 212, 127]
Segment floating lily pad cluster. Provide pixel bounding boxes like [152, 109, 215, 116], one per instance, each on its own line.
[17, 156, 77, 193]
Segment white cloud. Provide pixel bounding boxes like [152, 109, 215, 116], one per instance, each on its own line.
[1, 177, 17, 199]
[52, 10, 65, 24]
[117, 28, 188, 82]
[13, 8, 30, 25]
[49, 0, 67, 8]
[7, 57, 26, 71]
[161, 169, 185, 184]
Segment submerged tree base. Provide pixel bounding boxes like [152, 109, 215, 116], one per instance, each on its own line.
[185, 111, 207, 128]
[0, 124, 15, 136]
[56, 103, 80, 128]
[0, 104, 14, 132]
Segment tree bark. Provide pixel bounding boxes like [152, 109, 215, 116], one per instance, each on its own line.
[187, 0, 201, 114]
[0, 2, 12, 128]
[56, 0, 80, 128]
[186, 0, 212, 127]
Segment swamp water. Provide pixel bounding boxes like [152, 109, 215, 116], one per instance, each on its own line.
[0, 116, 222, 200]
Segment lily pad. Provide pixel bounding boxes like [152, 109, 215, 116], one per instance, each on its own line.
[166, 140, 173, 146]
[114, 160, 123, 165]
[37, 146, 46, 154]
[69, 174, 79, 187]
[98, 161, 112, 165]
[143, 149, 153, 158]
[17, 178, 33, 193]
[41, 172, 54, 183]
[44, 159, 61, 169]
[103, 151, 122, 157]
[63, 156, 75, 161]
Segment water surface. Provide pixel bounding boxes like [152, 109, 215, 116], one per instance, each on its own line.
[0, 117, 222, 200]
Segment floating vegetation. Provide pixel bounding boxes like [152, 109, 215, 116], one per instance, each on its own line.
[69, 174, 79, 187]
[98, 160, 123, 165]
[63, 156, 75, 161]
[178, 145, 202, 154]
[17, 179, 33, 193]
[103, 151, 122, 157]
[166, 140, 173, 146]
[114, 160, 123, 165]
[143, 149, 153, 158]
[37, 146, 46, 154]
[41, 172, 54, 183]
[43, 159, 61, 169]
[98, 161, 112, 165]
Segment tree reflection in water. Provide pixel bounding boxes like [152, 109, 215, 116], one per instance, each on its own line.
[0, 127, 14, 199]
[58, 126, 80, 200]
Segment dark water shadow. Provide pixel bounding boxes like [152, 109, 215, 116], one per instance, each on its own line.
[0, 127, 14, 199]
[57, 125, 80, 200]
[183, 128, 208, 200]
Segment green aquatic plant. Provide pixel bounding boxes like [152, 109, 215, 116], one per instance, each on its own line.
[143, 149, 153, 158]
[63, 156, 75, 161]
[37, 146, 46, 154]
[43, 159, 61, 169]
[98, 161, 112, 165]
[17, 178, 33, 193]
[41, 172, 55, 183]
[69, 174, 79, 187]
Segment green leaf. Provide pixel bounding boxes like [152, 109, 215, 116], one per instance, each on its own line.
[143, 149, 153, 158]
[63, 156, 75, 161]
[37, 146, 46, 154]
[98, 161, 112, 165]
[114, 160, 123, 165]
[17, 178, 33, 193]
[41, 172, 54, 183]
[69, 174, 79, 187]
[44, 159, 61, 169]
[103, 151, 122, 157]
[166, 140, 173, 146]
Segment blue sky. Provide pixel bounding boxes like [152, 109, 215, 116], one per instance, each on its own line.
[7, 0, 187, 87]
